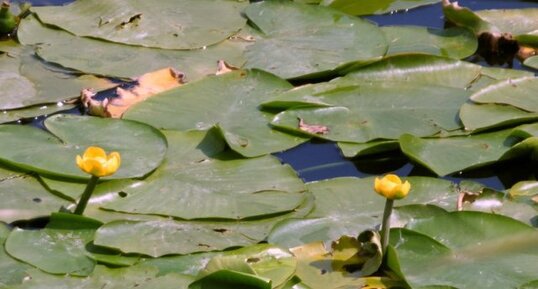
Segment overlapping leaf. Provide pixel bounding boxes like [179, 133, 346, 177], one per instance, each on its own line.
[382, 26, 477, 59]
[32, 0, 247, 49]
[322, 0, 440, 16]
[100, 129, 305, 219]
[389, 211, 538, 289]
[399, 129, 519, 176]
[17, 16, 247, 80]
[268, 176, 463, 247]
[243, 0, 387, 79]
[5, 213, 102, 276]
[124, 69, 307, 157]
[0, 114, 167, 179]
[267, 80, 470, 143]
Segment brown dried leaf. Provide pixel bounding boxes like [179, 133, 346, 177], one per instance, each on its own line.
[81, 67, 185, 118]
[298, 117, 329, 135]
[215, 60, 240, 75]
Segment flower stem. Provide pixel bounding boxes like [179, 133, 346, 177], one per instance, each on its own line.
[380, 198, 394, 254]
[74, 175, 99, 215]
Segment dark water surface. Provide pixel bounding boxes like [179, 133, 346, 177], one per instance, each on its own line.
[15, 0, 538, 190]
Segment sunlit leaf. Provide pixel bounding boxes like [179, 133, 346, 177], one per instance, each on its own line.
[124, 70, 307, 157]
[269, 80, 469, 143]
[100, 130, 305, 219]
[382, 26, 477, 59]
[390, 211, 538, 289]
[18, 15, 247, 80]
[399, 130, 518, 176]
[0, 169, 70, 223]
[323, 0, 440, 16]
[5, 213, 102, 276]
[32, 0, 247, 49]
[0, 114, 167, 179]
[268, 176, 462, 247]
[470, 77, 538, 112]
[0, 223, 32, 287]
[243, 0, 387, 79]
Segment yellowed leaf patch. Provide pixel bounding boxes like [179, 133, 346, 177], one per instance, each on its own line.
[81, 67, 185, 118]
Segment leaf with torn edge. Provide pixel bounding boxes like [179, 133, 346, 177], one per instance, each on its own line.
[81, 67, 185, 118]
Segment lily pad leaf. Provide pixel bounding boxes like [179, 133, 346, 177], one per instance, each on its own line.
[381, 26, 477, 59]
[94, 219, 255, 258]
[470, 77, 538, 112]
[338, 140, 400, 158]
[243, 0, 387, 79]
[6, 265, 194, 289]
[523, 55, 538, 69]
[198, 244, 296, 288]
[269, 81, 470, 143]
[5, 213, 102, 276]
[124, 69, 307, 157]
[0, 223, 32, 287]
[0, 45, 113, 110]
[32, 0, 247, 49]
[391, 211, 538, 289]
[94, 192, 314, 257]
[399, 130, 519, 176]
[344, 54, 482, 89]
[322, 0, 440, 16]
[190, 270, 271, 289]
[17, 15, 247, 80]
[0, 170, 71, 223]
[101, 130, 305, 220]
[459, 102, 538, 132]
[268, 176, 463, 247]
[0, 114, 167, 179]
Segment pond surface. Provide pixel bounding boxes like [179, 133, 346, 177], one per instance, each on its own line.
[15, 0, 538, 190]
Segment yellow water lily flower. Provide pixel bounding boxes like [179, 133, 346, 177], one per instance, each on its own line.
[374, 174, 410, 200]
[76, 146, 121, 177]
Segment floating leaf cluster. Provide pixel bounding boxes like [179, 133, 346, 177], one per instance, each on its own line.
[0, 0, 537, 288]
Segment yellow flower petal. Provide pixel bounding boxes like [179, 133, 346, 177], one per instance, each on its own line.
[76, 146, 121, 177]
[374, 174, 410, 200]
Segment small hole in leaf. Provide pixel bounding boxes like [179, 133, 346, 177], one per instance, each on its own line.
[213, 228, 227, 233]
[118, 192, 128, 198]
[320, 269, 327, 275]
[32, 197, 42, 203]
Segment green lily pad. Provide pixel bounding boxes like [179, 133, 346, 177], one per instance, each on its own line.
[344, 54, 482, 88]
[0, 114, 167, 179]
[268, 176, 461, 247]
[124, 70, 307, 157]
[197, 244, 296, 288]
[17, 15, 247, 80]
[337, 140, 400, 158]
[0, 45, 113, 110]
[390, 211, 538, 289]
[7, 265, 194, 289]
[0, 169, 70, 223]
[5, 213, 102, 276]
[0, 223, 32, 287]
[476, 8, 538, 36]
[190, 270, 271, 289]
[94, 192, 314, 257]
[399, 129, 519, 176]
[524, 55, 538, 69]
[101, 129, 305, 219]
[459, 102, 538, 132]
[0, 103, 76, 125]
[268, 81, 469, 143]
[381, 26, 477, 59]
[32, 0, 247, 50]
[470, 77, 538, 112]
[243, 0, 387, 79]
[322, 0, 440, 16]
